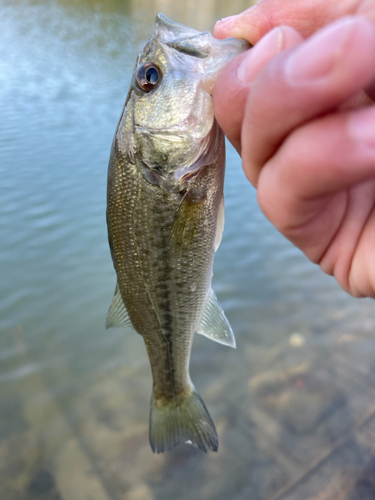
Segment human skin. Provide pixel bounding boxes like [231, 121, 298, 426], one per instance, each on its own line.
[212, 2, 375, 298]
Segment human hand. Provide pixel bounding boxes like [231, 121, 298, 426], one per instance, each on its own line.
[213, 14, 375, 297]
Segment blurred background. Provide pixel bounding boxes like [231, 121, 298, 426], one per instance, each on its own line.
[2, 0, 375, 499]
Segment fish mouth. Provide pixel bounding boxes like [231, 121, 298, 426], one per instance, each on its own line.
[137, 14, 250, 101]
[153, 13, 251, 94]
[154, 13, 252, 79]
[155, 13, 204, 42]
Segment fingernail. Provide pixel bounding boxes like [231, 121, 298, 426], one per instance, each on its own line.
[237, 27, 283, 83]
[218, 15, 237, 26]
[349, 108, 375, 148]
[285, 17, 357, 85]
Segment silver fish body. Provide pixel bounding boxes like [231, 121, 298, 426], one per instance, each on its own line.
[106, 14, 249, 453]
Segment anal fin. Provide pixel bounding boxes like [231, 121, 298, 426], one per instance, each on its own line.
[197, 289, 235, 348]
[106, 283, 134, 329]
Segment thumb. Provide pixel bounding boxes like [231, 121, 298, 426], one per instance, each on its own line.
[213, 25, 302, 154]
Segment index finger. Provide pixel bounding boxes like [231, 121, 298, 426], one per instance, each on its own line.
[241, 17, 375, 186]
[214, 0, 362, 43]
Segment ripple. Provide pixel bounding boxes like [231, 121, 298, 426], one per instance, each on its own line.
[0, 362, 40, 382]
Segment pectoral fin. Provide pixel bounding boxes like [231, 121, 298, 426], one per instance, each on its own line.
[214, 197, 224, 252]
[106, 284, 134, 329]
[169, 192, 202, 257]
[197, 289, 235, 348]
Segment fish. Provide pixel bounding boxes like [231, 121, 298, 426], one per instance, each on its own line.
[106, 13, 249, 453]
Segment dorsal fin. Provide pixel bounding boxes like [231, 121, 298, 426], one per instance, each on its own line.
[197, 289, 235, 348]
[106, 284, 134, 329]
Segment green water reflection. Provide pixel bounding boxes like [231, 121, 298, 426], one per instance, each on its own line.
[2, 1, 375, 499]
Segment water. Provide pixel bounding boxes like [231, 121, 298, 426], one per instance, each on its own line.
[2, 1, 375, 499]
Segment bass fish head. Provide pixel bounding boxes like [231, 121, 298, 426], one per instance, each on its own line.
[115, 14, 249, 187]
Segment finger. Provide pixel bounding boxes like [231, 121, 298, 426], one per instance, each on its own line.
[257, 106, 375, 262]
[241, 16, 375, 186]
[214, 0, 361, 43]
[213, 26, 303, 153]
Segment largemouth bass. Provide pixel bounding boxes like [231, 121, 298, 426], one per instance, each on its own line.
[106, 14, 249, 453]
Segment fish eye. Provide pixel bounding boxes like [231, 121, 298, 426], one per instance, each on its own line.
[136, 63, 162, 92]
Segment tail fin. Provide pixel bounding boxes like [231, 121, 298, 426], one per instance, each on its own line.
[149, 386, 218, 453]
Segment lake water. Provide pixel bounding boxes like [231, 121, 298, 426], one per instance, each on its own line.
[2, 1, 375, 499]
